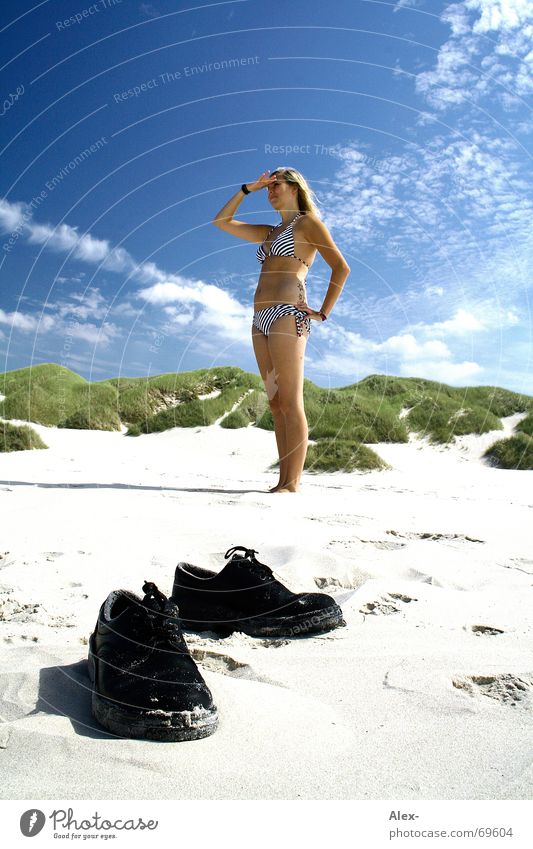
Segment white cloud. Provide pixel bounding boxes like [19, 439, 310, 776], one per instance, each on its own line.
[394, 0, 421, 11]
[467, 0, 532, 32]
[66, 321, 120, 345]
[137, 278, 253, 342]
[413, 303, 524, 338]
[398, 358, 482, 381]
[442, 3, 472, 36]
[321, 134, 532, 317]
[0, 198, 255, 347]
[380, 333, 451, 359]
[307, 353, 370, 379]
[27, 221, 137, 272]
[416, 1, 533, 110]
[0, 308, 56, 333]
[308, 324, 478, 385]
[0, 290, 119, 348]
[163, 306, 196, 326]
[47, 287, 109, 322]
[55, 273, 86, 284]
[112, 301, 140, 318]
[0, 198, 27, 233]
[420, 308, 485, 335]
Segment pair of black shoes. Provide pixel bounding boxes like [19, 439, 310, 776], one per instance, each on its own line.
[88, 546, 345, 742]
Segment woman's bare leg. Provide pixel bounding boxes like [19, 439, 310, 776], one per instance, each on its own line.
[252, 327, 288, 490]
[270, 408, 289, 490]
[267, 316, 309, 492]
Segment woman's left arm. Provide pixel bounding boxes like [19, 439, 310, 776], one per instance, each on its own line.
[296, 215, 351, 320]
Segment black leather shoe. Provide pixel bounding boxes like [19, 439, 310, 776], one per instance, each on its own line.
[171, 546, 346, 637]
[88, 581, 218, 741]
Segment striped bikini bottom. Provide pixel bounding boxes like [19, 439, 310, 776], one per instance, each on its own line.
[252, 303, 311, 338]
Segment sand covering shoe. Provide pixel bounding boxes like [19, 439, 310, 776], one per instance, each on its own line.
[88, 581, 218, 741]
[171, 545, 346, 637]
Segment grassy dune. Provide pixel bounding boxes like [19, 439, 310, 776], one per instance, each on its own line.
[305, 439, 389, 473]
[1, 422, 48, 452]
[2, 364, 532, 469]
[483, 432, 533, 470]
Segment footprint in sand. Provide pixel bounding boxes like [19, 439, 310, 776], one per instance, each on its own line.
[0, 598, 42, 622]
[501, 558, 533, 575]
[360, 592, 418, 616]
[0, 596, 75, 628]
[406, 568, 442, 586]
[189, 647, 285, 687]
[359, 539, 406, 551]
[190, 647, 250, 674]
[469, 625, 505, 636]
[314, 567, 370, 593]
[315, 577, 345, 590]
[452, 673, 533, 707]
[387, 530, 485, 544]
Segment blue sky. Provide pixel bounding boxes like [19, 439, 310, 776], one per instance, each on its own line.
[0, 0, 531, 393]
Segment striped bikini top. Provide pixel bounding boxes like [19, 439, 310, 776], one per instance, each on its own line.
[256, 212, 310, 269]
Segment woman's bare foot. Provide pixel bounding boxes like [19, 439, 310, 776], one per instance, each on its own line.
[275, 484, 300, 493]
[269, 481, 286, 492]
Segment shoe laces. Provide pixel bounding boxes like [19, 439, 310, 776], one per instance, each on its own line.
[224, 546, 274, 582]
[140, 581, 184, 647]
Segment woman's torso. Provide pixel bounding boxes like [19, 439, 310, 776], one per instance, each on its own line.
[254, 212, 317, 311]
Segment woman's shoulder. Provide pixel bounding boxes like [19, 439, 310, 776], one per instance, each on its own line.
[298, 211, 325, 233]
[299, 210, 323, 222]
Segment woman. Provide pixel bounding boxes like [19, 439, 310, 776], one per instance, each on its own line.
[212, 167, 351, 492]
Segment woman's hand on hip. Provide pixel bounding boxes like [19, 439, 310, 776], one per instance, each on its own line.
[295, 300, 324, 321]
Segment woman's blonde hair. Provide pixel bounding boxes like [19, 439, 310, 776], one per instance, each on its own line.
[271, 167, 321, 217]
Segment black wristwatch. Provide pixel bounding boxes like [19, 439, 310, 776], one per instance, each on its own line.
[241, 183, 251, 194]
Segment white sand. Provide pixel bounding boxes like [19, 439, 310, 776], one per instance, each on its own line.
[1, 414, 532, 800]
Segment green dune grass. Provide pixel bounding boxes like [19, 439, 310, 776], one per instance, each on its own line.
[124, 369, 263, 434]
[0, 363, 87, 426]
[483, 432, 533, 470]
[305, 438, 389, 472]
[515, 411, 533, 437]
[220, 389, 269, 429]
[1, 422, 48, 452]
[2, 364, 532, 469]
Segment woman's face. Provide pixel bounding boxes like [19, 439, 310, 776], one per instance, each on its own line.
[267, 173, 298, 208]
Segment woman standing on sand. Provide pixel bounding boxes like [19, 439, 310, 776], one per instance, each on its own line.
[213, 168, 351, 493]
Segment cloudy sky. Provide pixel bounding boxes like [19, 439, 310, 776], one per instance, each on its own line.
[1, 0, 531, 392]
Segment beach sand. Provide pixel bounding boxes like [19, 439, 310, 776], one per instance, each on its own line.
[1, 414, 532, 799]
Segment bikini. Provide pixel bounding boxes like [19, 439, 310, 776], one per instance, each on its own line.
[253, 212, 312, 338]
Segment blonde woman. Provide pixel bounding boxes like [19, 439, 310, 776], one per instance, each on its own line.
[213, 168, 350, 492]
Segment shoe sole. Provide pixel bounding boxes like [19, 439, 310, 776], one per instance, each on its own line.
[179, 603, 346, 638]
[88, 643, 218, 742]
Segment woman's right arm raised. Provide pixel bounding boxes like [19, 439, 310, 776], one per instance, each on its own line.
[212, 171, 275, 243]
